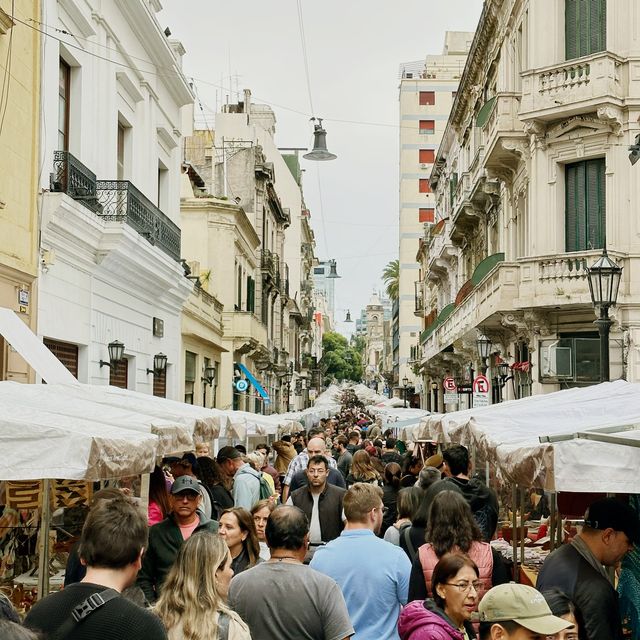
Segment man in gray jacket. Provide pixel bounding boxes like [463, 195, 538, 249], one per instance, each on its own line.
[218, 445, 262, 510]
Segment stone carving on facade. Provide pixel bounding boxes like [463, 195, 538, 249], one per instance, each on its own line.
[596, 106, 624, 137]
[500, 310, 552, 344]
[523, 120, 547, 150]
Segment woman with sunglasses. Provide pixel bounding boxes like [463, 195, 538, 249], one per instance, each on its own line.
[399, 553, 479, 640]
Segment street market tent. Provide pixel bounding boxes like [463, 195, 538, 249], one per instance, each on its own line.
[411, 380, 640, 493]
[0, 382, 198, 455]
[0, 398, 158, 481]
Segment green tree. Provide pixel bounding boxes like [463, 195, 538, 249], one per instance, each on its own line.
[382, 259, 399, 301]
[321, 331, 362, 385]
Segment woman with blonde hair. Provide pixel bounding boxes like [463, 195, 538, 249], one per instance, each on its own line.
[345, 449, 382, 488]
[155, 531, 251, 640]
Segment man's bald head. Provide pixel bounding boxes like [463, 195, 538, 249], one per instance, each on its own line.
[307, 438, 327, 457]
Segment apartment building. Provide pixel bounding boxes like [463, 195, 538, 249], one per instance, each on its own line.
[38, 0, 193, 398]
[0, 1, 40, 382]
[418, 0, 636, 410]
[398, 31, 473, 404]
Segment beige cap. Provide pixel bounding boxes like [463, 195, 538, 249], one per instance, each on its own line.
[479, 584, 572, 635]
[425, 453, 443, 469]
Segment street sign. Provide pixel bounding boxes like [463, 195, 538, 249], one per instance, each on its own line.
[235, 379, 249, 392]
[443, 392, 459, 404]
[457, 384, 472, 394]
[443, 376, 456, 392]
[472, 375, 490, 407]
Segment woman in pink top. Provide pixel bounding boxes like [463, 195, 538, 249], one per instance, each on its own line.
[148, 465, 172, 526]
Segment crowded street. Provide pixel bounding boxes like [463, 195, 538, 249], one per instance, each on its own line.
[2, 0, 640, 638]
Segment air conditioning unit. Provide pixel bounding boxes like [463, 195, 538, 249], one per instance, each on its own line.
[541, 342, 572, 378]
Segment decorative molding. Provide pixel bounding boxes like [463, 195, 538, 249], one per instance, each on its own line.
[116, 71, 144, 103]
[59, 0, 96, 38]
[500, 310, 552, 342]
[0, 7, 14, 35]
[597, 106, 624, 137]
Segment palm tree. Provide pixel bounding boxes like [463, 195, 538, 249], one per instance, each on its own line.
[382, 259, 399, 301]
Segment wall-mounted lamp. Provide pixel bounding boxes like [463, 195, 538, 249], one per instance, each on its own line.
[202, 365, 216, 386]
[99, 340, 125, 370]
[146, 352, 168, 376]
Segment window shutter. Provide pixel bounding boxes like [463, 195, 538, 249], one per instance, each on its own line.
[590, 0, 606, 55]
[419, 179, 430, 194]
[565, 163, 580, 251]
[586, 159, 605, 249]
[419, 149, 435, 164]
[185, 351, 197, 383]
[565, 0, 578, 59]
[419, 208, 435, 223]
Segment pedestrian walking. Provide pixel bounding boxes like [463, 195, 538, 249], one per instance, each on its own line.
[218, 507, 262, 575]
[228, 505, 354, 640]
[381, 461, 402, 535]
[25, 496, 167, 639]
[385, 486, 422, 546]
[542, 589, 583, 640]
[251, 498, 276, 561]
[537, 497, 640, 640]
[345, 449, 382, 488]
[399, 553, 479, 640]
[155, 531, 251, 640]
[311, 482, 411, 639]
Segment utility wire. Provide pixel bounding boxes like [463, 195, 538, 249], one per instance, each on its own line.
[0, 0, 16, 138]
[296, 0, 314, 116]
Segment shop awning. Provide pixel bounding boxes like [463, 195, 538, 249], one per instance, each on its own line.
[0, 307, 77, 384]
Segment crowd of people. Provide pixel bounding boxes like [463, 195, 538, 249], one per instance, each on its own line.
[1, 389, 638, 639]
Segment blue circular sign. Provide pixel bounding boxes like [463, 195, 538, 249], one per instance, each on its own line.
[235, 379, 249, 392]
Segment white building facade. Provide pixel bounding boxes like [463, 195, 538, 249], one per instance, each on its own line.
[38, 0, 193, 398]
[418, 0, 639, 410]
[398, 32, 473, 403]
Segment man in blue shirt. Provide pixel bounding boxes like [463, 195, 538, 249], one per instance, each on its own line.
[311, 482, 411, 639]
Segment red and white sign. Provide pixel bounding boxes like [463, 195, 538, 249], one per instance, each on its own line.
[472, 375, 490, 407]
[443, 376, 456, 392]
[472, 375, 490, 394]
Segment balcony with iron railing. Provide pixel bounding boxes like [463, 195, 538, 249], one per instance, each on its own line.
[50, 151, 99, 212]
[96, 180, 181, 261]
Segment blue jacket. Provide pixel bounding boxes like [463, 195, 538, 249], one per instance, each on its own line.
[233, 463, 262, 510]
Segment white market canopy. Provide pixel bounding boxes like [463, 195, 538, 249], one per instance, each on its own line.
[412, 380, 640, 493]
[0, 398, 157, 481]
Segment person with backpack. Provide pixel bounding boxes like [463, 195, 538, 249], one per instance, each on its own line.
[384, 486, 422, 546]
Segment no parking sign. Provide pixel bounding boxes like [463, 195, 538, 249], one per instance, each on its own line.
[472, 375, 490, 407]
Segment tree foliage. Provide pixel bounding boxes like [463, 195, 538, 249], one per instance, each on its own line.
[382, 259, 399, 301]
[321, 331, 362, 385]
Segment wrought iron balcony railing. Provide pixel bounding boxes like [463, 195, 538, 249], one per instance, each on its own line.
[50, 151, 99, 212]
[96, 180, 181, 261]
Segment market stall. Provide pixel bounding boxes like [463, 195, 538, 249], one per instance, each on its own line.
[410, 380, 640, 585]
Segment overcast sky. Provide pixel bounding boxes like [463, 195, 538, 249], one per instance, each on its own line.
[160, 0, 483, 336]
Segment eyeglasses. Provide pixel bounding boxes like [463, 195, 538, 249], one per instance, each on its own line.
[307, 468, 327, 475]
[444, 580, 482, 593]
[173, 492, 199, 502]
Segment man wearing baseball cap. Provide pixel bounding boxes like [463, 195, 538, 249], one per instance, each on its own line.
[478, 583, 571, 638]
[137, 475, 218, 604]
[537, 497, 640, 640]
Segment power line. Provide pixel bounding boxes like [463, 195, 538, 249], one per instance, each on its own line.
[0, 0, 16, 139]
[296, 0, 315, 116]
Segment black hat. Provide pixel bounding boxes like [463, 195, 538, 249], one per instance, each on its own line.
[217, 445, 242, 463]
[584, 498, 640, 545]
[170, 475, 201, 495]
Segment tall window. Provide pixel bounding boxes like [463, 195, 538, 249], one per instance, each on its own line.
[565, 0, 606, 60]
[109, 359, 128, 389]
[185, 351, 196, 404]
[419, 120, 435, 135]
[58, 60, 70, 151]
[419, 91, 435, 106]
[158, 160, 169, 211]
[419, 179, 431, 194]
[246, 276, 255, 313]
[565, 158, 605, 252]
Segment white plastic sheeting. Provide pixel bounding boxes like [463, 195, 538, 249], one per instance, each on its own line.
[412, 381, 640, 493]
[0, 399, 157, 480]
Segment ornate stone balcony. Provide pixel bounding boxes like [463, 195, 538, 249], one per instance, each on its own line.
[520, 52, 625, 123]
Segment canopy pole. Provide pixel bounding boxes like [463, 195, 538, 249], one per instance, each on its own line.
[512, 484, 518, 582]
[37, 479, 51, 601]
[556, 495, 563, 547]
[549, 493, 556, 552]
[520, 487, 526, 566]
[140, 472, 150, 514]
